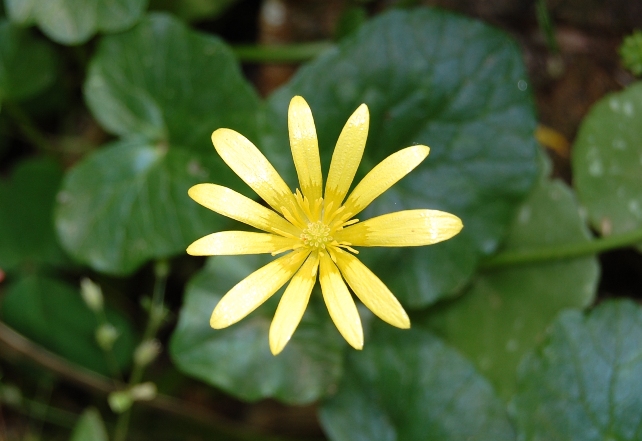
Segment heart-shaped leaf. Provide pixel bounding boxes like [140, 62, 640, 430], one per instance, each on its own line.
[0, 20, 57, 101]
[261, 8, 539, 307]
[84, 13, 261, 153]
[319, 325, 516, 441]
[4, 0, 147, 45]
[55, 140, 232, 274]
[423, 174, 599, 399]
[572, 81, 642, 239]
[511, 299, 642, 441]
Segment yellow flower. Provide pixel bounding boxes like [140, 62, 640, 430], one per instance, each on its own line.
[187, 96, 463, 355]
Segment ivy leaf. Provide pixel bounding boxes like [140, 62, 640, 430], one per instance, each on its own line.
[572, 81, 642, 238]
[0, 20, 57, 101]
[4, 0, 147, 45]
[423, 174, 599, 399]
[55, 140, 233, 275]
[318, 325, 515, 441]
[0, 275, 136, 375]
[69, 408, 108, 441]
[262, 7, 538, 307]
[0, 158, 67, 272]
[84, 13, 261, 154]
[170, 255, 345, 404]
[511, 299, 642, 441]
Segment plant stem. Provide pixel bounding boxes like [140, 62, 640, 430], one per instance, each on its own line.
[0, 321, 293, 441]
[481, 226, 642, 270]
[233, 42, 332, 63]
[113, 260, 169, 441]
[3, 103, 54, 153]
[536, 0, 559, 53]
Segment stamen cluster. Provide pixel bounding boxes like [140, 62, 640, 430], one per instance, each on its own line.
[301, 221, 333, 249]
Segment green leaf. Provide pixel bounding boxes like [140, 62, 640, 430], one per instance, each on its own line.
[84, 13, 261, 154]
[4, 0, 147, 45]
[511, 299, 642, 441]
[0, 274, 136, 375]
[57, 13, 261, 274]
[0, 20, 57, 101]
[55, 139, 233, 275]
[0, 158, 67, 272]
[149, 0, 239, 21]
[422, 175, 599, 399]
[318, 325, 516, 441]
[262, 7, 538, 307]
[170, 255, 345, 404]
[69, 408, 108, 441]
[572, 81, 642, 238]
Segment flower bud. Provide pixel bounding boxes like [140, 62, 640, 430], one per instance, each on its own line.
[95, 324, 119, 351]
[80, 278, 103, 312]
[134, 340, 161, 367]
[108, 390, 133, 413]
[129, 382, 157, 401]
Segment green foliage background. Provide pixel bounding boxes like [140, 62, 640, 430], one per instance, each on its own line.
[0, 1, 641, 440]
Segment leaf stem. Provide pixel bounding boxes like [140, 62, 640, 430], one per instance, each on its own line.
[3, 103, 54, 153]
[232, 42, 332, 63]
[481, 226, 642, 270]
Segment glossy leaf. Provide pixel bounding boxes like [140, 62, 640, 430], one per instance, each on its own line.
[0, 158, 67, 272]
[572, 81, 642, 239]
[4, 0, 147, 45]
[84, 13, 261, 153]
[511, 300, 642, 441]
[0, 275, 136, 375]
[423, 176, 599, 399]
[319, 325, 515, 441]
[0, 20, 57, 101]
[170, 255, 345, 404]
[262, 8, 539, 307]
[55, 140, 233, 275]
[70, 408, 108, 441]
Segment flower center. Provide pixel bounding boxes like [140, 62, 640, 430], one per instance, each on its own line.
[300, 221, 333, 250]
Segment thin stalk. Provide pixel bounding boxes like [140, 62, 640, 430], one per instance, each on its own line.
[96, 308, 124, 382]
[2, 394, 78, 429]
[536, 0, 559, 53]
[3, 103, 54, 153]
[0, 321, 292, 441]
[113, 260, 169, 441]
[481, 226, 642, 270]
[233, 42, 332, 63]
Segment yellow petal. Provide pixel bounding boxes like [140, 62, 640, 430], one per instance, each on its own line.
[187, 231, 299, 256]
[324, 104, 369, 208]
[343, 146, 430, 218]
[211, 128, 296, 214]
[288, 96, 322, 202]
[335, 209, 463, 247]
[210, 249, 309, 329]
[188, 184, 300, 237]
[319, 253, 363, 349]
[331, 248, 409, 329]
[269, 253, 319, 355]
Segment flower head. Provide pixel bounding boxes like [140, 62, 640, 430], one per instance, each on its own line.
[187, 96, 463, 355]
